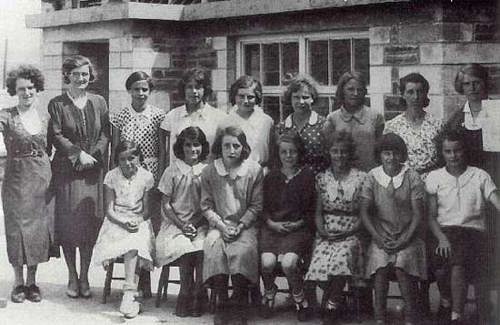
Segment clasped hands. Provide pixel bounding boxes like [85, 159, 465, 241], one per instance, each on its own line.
[267, 219, 303, 234]
[75, 151, 97, 171]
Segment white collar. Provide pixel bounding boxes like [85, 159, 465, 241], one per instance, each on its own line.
[462, 101, 483, 130]
[372, 165, 408, 189]
[284, 110, 319, 128]
[129, 104, 151, 117]
[214, 158, 249, 179]
[175, 159, 205, 176]
[181, 103, 210, 118]
[66, 91, 88, 110]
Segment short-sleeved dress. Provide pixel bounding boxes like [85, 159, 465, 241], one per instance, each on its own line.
[92, 166, 155, 270]
[276, 111, 328, 174]
[48, 93, 110, 247]
[110, 105, 165, 182]
[361, 166, 427, 279]
[323, 106, 385, 172]
[161, 104, 227, 165]
[200, 159, 263, 284]
[260, 168, 315, 258]
[384, 113, 443, 179]
[155, 160, 208, 267]
[305, 168, 366, 282]
[1, 106, 53, 266]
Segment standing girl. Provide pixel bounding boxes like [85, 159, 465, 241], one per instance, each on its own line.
[305, 131, 366, 324]
[360, 133, 427, 325]
[92, 141, 155, 318]
[260, 131, 315, 321]
[155, 127, 209, 317]
[201, 126, 263, 325]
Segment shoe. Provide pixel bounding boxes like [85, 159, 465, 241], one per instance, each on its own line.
[260, 285, 277, 319]
[322, 306, 341, 325]
[175, 293, 192, 317]
[120, 290, 140, 319]
[26, 284, 42, 303]
[296, 301, 312, 322]
[79, 280, 91, 299]
[191, 290, 207, 317]
[213, 289, 229, 325]
[11, 285, 26, 303]
[66, 280, 79, 299]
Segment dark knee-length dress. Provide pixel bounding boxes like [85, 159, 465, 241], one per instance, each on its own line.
[48, 93, 110, 247]
[1, 106, 52, 266]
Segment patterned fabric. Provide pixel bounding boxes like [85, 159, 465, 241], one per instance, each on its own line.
[384, 113, 443, 178]
[276, 111, 328, 174]
[305, 168, 366, 281]
[110, 105, 165, 182]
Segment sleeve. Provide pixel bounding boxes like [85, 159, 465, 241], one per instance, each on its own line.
[321, 112, 336, 138]
[109, 108, 123, 130]
[48, 98, 82, 164]
[375, 112, 385, 137]
[481, 169, 498, 200]
[425, 171, 439, 195]
[90, 96, 111, 160]
[103, 170, 114, 189]
[410, 170, 425, 200]
[0, 108, 9, 133]
[200, 166, 223, 227]
[383, 117, 396, 134]
[144, 170, 155, 191]
[160, 110, 173, 132]
[157, 166, 175, 198]
[360, 173, 375, 200]
[239, 166, 264, 228]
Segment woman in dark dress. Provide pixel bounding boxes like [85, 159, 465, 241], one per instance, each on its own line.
[2, 65, 52, 303]
[48, 55, 110, 298]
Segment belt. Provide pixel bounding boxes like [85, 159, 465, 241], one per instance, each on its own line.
[12, 149, 44, 158]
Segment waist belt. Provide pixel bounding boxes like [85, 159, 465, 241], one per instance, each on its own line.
[11, 149, 44, 158]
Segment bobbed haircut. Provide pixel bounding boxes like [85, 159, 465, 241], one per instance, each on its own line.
[399, 72, 430, 108]
[435, 128, 468, 167]
[177, 68, 212, 102]
[374, 133, 408, 164]
[211, 126, 251, 162]
[229, 75, 263, 106]
[322, 130, 357, 165]
[114, 140, 144, 165]
[173, 126, 210, 162]
[125, 71, 154, 91]
[454, 63, 489, 97]
[334, 71, 368, 108]
[6, 65, 45, 96]
[282, 74, 319, 107]
[277, 130, 307, 166]
[62, 55, 96, 84]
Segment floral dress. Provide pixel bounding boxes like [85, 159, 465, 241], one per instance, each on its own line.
[305, 168, 366, 282]
[110, 105, 165, 183]
[384, 113, 443, 179]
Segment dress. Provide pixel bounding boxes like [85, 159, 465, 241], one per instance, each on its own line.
[200, 159, 263, 284]
[305, 168, 366, 282]
[110, 104, 165, 182]
[155, 160, 208, 267]
[160, 103, 227, 165]
[361, 166, 427, 279]
[276, 111, 328, 174]
[322, 106, 385, 172]
[1, 106, 52, 266]
[48, 93, 110, 247]
[384, 113, 443, 179]
[260, 168, 315, 258]
[92, 167, 155, 270]
[221, 107, 274, 166]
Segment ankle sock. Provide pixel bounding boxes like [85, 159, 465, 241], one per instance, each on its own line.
[451, 311, 461, 320]
[326, 299, 340, 310]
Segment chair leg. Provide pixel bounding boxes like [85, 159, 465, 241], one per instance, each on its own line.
[209, 288, 217, 314]
[102, 263, 114, 304]
[162, 266, 170, 302]
[155, 265, 170, 307]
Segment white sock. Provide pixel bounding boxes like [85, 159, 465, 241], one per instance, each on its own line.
[440, 298, 451, 308]
[451, 311, 461, 320]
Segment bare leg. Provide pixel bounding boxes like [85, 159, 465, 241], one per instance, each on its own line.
[79, 245, 93, 297]
[62, 245, 79, 295]
[26, 265, 37, 286]
[450, 265, 467, 319]
[395, 268, 419, 324]
[123, 250, 139, 289]
[281, 253, 303, 294]
[13, 266, 24, 287]
[260, 253, 277, 290]
[373, 267, 390, 322]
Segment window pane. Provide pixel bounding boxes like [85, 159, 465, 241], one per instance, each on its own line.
[314, 97, 330, 117]
[331, 39, 351, 85]
[262, 96, 281, 123]
[309, 40, 329, 85]
[281, 42, 299, 85]
[262, 43, 280, 86]
[244, 44, 260, 81]
[354, 38, 370, 85]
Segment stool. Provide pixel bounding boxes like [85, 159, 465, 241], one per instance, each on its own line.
[208, 282, 261, 314]
[155, 262, 181, 307]
[102, 257, 126, 304]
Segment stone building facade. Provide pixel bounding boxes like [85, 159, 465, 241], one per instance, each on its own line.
[29, 0, 499, 122]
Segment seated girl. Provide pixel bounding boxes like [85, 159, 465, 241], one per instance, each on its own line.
[200, 126, 264, 325]
[360, 133, 427, 325]
[305, 131, 366, 324]
[426, 129, 500, 325]
[155, 127, 209, 317]
[260, 131, 315, 321]
[92, 141, 155, 318]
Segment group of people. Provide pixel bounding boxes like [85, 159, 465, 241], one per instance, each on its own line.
[2, 54, 499, 325]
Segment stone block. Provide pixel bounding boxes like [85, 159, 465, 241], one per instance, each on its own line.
[426, 95, 444, 119]
[217, 50, 227, 70]
[216, 91, 229, 110]
[399, 24, 441, 43]
[420, 43, 444, 65]
[398, 65, 443, 95]
[43, 70, 63, 91]
[370, 94, 385, 114]
[108, 90, 129, 114]
[212, 36, 228, 51]
[109, 52, 121, 68]
[369, 26, 391, 45]
[384, 45, 420, 65]
[43, 42, 63, 56]
[133, 49, 171, 70]
[120, 52, 133, 68]
[474, 23, 496, 41]
[442, 43, 500, 64]
[369, 45, 384, 66]
[211, 69, 227, 91]
[109, 68, 133, 91]
[369, 66, 392, 94]
[42, 55, 62, 70]
[148, 90, 170, 112]
[110, 37, 133, 52]
[443, 95, 465, 122]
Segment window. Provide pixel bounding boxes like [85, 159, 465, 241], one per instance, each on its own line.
[237, 32, 370, 122]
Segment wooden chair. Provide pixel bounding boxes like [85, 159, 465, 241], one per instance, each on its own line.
[155, 262, 181, 307]
[102, 257, 126, 304]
